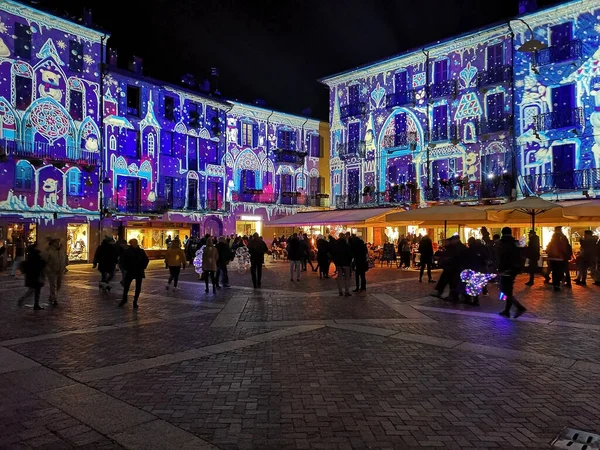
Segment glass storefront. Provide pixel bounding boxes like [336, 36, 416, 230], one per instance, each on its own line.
[126, 227, 191, 250]
[236, 216, 263, 237]
[67, 223, 89, 262]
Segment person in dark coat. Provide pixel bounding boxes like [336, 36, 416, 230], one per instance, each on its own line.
[497, 227, 526, 318]
[316, 236, 330, 279]
[93, 237, 119, 293]
[546, 226, 571, 292]
[216, 236, 233, 288]
[333, 233, 353, 296]
[464, 237, 490, 305]
[524, 230, 541, 286]
[17, 243, 46, 310]
[119, 239, 149, 309]
[432, 236, 466, 302]
[300, 234, 315, 271]
[286, 233, 302, 282]
[248, 233, 268, 288]
[352, 236, 368, 292]
[575, 230, 597, 285]
[418, 235, 434, 283]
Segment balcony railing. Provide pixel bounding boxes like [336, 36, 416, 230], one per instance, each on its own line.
[477, 65, 512, 87]
[481, 178, 512, 199]
[337, 141, 366, 160]
[423, 180, 481, 202]
[478, 115, 513, 134]
[429, 123, 458, 143]
[340, 102, 366, 119]
[105, 198, 166, 215]
[520, 169, 600, 194]
[205, 199, 223, 211]
[231, 191, 277, 204]
[386, 90, 415, 108]
[0, 138, 100, 166]
[154, 196, 186, 211]
[534, 40, 582, 66]
[273, 148, 307, 166]
[381, 132, 418, 151]
[334, 189, 417, 209]
[535, 107, 584, 131]
[428, 79, 457, 98]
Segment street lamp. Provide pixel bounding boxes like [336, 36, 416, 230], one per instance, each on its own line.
[510, 18, 547, 53]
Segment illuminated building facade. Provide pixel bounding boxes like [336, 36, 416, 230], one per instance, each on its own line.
[0, 0, 106, 262]
[321, 0, 600, 208]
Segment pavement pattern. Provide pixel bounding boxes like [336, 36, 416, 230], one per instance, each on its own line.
[1, 259, 599, 449]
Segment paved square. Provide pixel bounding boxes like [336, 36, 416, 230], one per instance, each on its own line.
[1, 260, 599, 449]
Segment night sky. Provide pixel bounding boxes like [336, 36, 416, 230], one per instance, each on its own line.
[45, 0, 562, 120]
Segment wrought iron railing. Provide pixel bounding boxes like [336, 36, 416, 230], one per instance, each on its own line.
[205, 199, 223, 211]
[477, 65, 512, 87]
[231, 191, 277, 204]
[334, 189, 417, 209]
[534, 40, 582, 66]
[273, 149, 307, 165]
[520, 169, 600, 195]
[428, 79, 457, 98]
[423, 181, 481, 202]
[535, 107, 584, 131]
[0, 138, 100, 165]
[481, 178, 512, 199]
[381, 132, 418, 151]
[386, 90, 415, 108]
[340, 102, 366, 119]
[337, 141, 366, 160]
[429, 123, 458, 143]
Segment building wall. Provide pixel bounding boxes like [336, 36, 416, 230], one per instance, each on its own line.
[0, 0, 105, 261]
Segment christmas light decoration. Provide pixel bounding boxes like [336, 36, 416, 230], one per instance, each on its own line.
[460, 269, 496, 297]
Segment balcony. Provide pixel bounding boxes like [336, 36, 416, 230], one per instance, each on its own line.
[481, 177, 512, 199]
[534, 40, 582, 66]
[106, 198, 166, 215]
[280, 191, 307, 206]
[477, 65, 512, 87]
[340, 102, 366, 119]
[478, 115, 513, 134]
[307, 194, 329, 208]
[273, 148, 307, 166]
[428, 79, 457, 99]
[337, 141, 366, 161]
[334, 188, 417, 209]
[535, 107, 584, 131]
[381, 132, 418, 152]
[153, 196, 186, 211]
[0, 138, 100, 166]
[429, 123, 458, 143]
[423, 180, 481, 202]
[204, 199, 223, 211]
[231, 191, 277, 204]
[386, 90, 415, 108]
[520, 169, 600, 194]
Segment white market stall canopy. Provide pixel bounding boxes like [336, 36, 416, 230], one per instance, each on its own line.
[269, 207, 398, 227]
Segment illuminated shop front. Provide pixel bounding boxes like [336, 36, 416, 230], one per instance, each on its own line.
[124, 222, 191, 251]
[236, 215, 263, 237]
[67, 223, 89, 262]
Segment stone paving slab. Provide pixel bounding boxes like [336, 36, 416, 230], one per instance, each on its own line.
[0, 346, 40, 373]
[111, 419, 218, 450]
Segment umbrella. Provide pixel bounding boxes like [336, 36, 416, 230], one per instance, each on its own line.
[492, 197, 562, 229]
[386, 204, 488, 238]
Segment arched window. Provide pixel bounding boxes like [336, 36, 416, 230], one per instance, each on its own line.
[67, 169, 83, 196]
[109, 135, 117, 151]
[147, 133, 155, 156]
[15, 161, 33, 190]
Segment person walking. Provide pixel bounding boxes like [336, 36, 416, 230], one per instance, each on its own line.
[465, 237, 489, 305]
[165, 239, 186, 291]
[352, 236, 368, 292]
[165, 234, 173, 248]
[119, 239, 149, 308]
[497, 227, 526, 318]
[116, 238, 129, 285]
[93, 237, 119, 294]
[300, 234, 315, 272]
[43, 238, 65, 306]
[316, 236, 330, 279]
[248, 233, 268, 288]
[216, 236, 232, 288]
[17, 243, 46, 310]
[201, 239, 218, 293]
[333, 233, 353, 297]
[546, 226, 570, 292]
[418, 234, 434, 283]
[11, 236, 25, 277]
[575, 230, 597, 285]
[287, 233, 302, 282]
[524, 230, 541, 286]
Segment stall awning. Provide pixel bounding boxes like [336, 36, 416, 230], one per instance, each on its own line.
[269, 208, 398, 226]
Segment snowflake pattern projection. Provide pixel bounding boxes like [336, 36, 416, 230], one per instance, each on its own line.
[57, 40, 66, 50]
[83, 54, 94, 65]
[460, 269, 496, 296]
[30, 102, 70, 143]
[0, 19, 7, 34]
[376, 115, 385, 126]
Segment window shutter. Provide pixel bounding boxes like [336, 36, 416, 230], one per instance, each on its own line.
[277, 129, 283, 148]
[237, 121, 242, 145]
[252, 124, 258, 148]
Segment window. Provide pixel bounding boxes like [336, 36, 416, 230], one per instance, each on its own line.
[310, 134, 321, 158]
[122, 129, 140, 158]
[241, 169, 256, 190]
[188, 138, 198, 171]
[15, 161, 33, 190]
[388, 165, 398, 185]
[486, 93, 505, 131]
[164, 96, 175, 120]
[551, 84, 576, 128]
[188, 102, 200, 128]
[69, 90, 84, 121]
[348, 85, 359, 104]
[394, 71, 408, 93]
[109, 135, 117, 151]
[147, 134, 155, 156]
[241, 122, 253, 147]
[281, 174, 292, 192]
[432, 105, 448, 141]
[487, 43, 504, 68]
[14, 23, 31, 59]
[163, 176, 174, 203]
[187, 179, 198, 210]
[550, 22, 572, 47]
[394, 113, 407, 146]
[161, 131, 173, 155]
[67, 170, 83, 196]
[15, 75, 32, 110]
[278, 130, 293, 150]
[126, 86, 141, 117]
[433, 60, 448, 84]
[309, 176, 320, 194]
[69, 40, 83, 73]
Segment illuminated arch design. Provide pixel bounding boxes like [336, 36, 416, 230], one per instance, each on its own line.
[463, 121, 477, 143]
[0, 96, 19, 140]
[309, 168, 319, 178]
[78, 117, 100, 150]
[261, 158, 274, 175]
[147, 133, 155, 157]
[276, 165, 294, 175]
[224, 153, 234, 167]
[188, 128, 198, 137]
[198, 127, 211, 140]
[109, 135, 117, 150]
[139, 160, 153, 178]
[235, 149, 261, 171]
[66, 77, 86, 121]
[484, 141, 508, 155]
[174, 121, 187, 135]
[23, 97, 74, 144]
[187, 171, 199, 180]
[113, 155, 128, 170]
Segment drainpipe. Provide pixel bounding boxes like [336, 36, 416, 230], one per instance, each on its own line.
[220, 104, 233, 211]
[98, 34, 108, 237]
[265, 110, 275, 200]
[508, 22, 520, 201]
[300, 117, 308, 203]
[422, 49, 431, 194]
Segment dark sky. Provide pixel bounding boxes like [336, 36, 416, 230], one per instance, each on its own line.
[45, 0, 561, 120]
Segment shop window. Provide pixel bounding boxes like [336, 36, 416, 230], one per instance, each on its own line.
[15, 75, 32, 110]
[126, 227, 191, 250]
[67, 223, 89, 262]
[15, 161, 33, 190]
[69, 90, 84, 121]
[67, 169, 83, 196]
[69, 40, 83, 73]
[14, 23, 31, 59]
